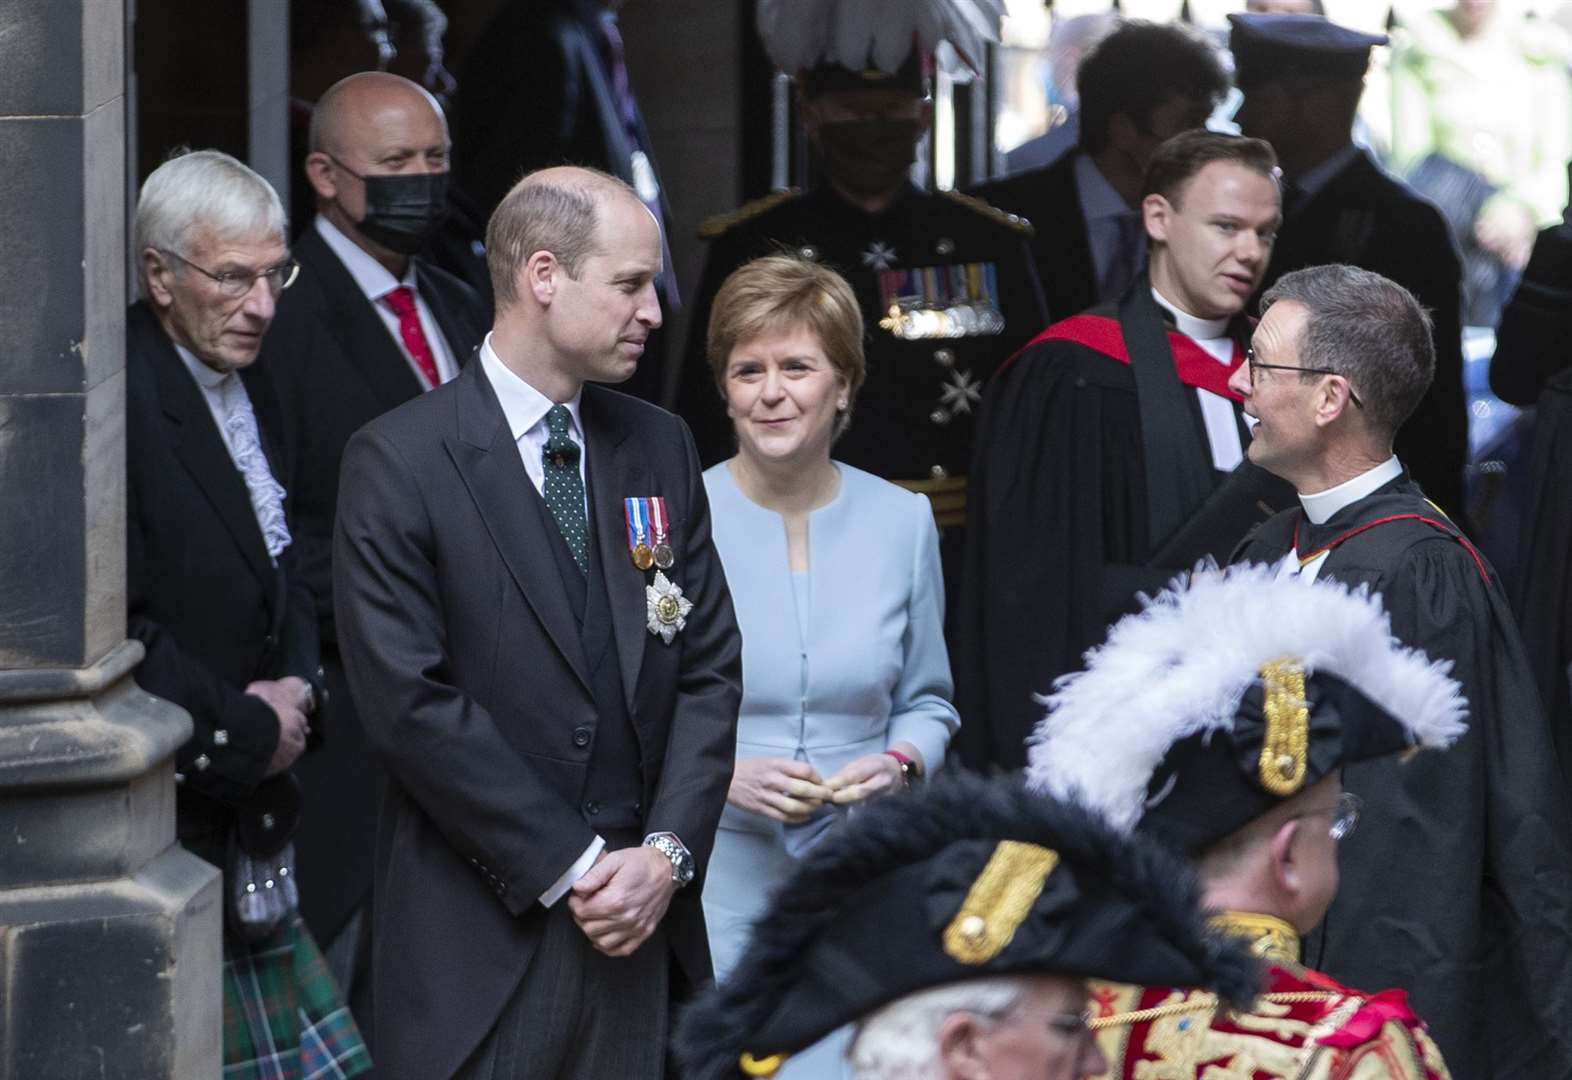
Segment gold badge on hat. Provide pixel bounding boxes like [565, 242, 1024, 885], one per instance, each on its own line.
[943, 841, 1060, 966]
[1258, 658, 1310, 796]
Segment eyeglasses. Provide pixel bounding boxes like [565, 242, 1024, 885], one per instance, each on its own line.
[1290, 791, 1364, 841]
[160, 250, 300, 299]
[1245, 348, 1364, 410]
[971, 1005, 1094, 1040]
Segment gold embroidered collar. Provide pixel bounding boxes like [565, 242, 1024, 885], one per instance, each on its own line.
[1209, 911, 1301, 964]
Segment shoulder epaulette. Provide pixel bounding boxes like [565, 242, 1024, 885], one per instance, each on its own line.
[698, 189, 801, 239]
[941, 190, 1035, 238]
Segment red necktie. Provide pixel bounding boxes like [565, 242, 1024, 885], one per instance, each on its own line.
[384, 285, 441, 390]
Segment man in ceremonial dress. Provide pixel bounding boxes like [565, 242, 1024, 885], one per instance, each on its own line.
[674, 773, 1261, 1080]
[675, 0, 1048, 615]
[1230, 13, 1469, 517]
[1229, 264, 1572, 1075]
[1028, 565, 1465, 1079]
[958, 130, 1294, 771]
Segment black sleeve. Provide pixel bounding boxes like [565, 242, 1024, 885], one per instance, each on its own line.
[1491, 224, 1572, 406]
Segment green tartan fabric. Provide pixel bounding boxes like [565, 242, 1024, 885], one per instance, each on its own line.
[222, 915, 372, 1080]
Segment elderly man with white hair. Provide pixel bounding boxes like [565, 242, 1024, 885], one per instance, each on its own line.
[126, 148, 368, 1079]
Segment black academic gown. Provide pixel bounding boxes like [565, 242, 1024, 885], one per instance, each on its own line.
[956, 279, 1294, 770]
[1261, 149, 1469, 517]
[1233, 477, 1572, 1078]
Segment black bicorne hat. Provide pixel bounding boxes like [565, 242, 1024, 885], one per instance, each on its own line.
[674, 774, 1263, 1080]
[1028, 562, 1467, 855]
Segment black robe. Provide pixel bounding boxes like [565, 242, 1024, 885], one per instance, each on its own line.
[956, 280, 1294, 770]
[1234, 477, 1572, 1078]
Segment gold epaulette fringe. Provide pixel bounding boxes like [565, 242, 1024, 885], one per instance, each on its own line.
[941, 190, 1035, 237]
[698, 189, 801, 238]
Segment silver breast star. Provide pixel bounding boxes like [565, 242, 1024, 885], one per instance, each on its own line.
[861, 241, 897, 271]
[939, 369, 983, 415]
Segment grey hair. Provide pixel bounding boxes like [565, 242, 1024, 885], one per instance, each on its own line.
[134, 149, 286, 292]
[1259, 264, 1435, 439]
[848, 977, 1027, 1079]
[485, 168, 637, 309]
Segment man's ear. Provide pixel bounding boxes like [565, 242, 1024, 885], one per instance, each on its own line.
[1142, 193, 1172, 245]
[142, 247, 176, 309]
[1313, 376, 1357, 428]
[935, 1012, 989, 1080]
[1268, 818, 1303, 898]
[303, 151, 339, 203]
[525, 250, 559, 306]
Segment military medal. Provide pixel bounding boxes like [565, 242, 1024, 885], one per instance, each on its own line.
[624, 497, 655, 571]
[649, 496, 675, 570]
[645, 571, 692, 644]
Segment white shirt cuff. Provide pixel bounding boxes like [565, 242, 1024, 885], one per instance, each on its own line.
[538, 835, 606, 908]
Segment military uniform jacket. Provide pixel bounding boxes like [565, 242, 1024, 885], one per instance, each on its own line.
[676, 182, 1048, 498]
[1093, 938, 1452, 1079]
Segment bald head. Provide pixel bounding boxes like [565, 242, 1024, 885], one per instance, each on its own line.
[486, 166, 649, 309]
[308, 71, 447, 160]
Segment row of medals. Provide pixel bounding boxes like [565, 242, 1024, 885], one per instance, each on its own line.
[631, 541, 674, 572]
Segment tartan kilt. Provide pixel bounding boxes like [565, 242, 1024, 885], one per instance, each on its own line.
[222, 914, 372, 1080]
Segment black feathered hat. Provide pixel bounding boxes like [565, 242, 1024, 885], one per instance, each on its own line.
[1027, 564, 1468, 855]
[673, 773, 1262, 1079]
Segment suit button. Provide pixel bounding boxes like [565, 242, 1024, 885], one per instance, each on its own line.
[263, 634, 277, 649]
[585, 801, 601, 816]
[572, 727, 591, 748]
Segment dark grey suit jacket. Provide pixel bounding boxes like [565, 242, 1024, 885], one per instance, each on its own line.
[333, 359, 742, 1079]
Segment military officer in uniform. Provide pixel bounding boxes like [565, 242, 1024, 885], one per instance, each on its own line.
[1028, 565, 1466, 1079]
[674, 1, 1048, 611]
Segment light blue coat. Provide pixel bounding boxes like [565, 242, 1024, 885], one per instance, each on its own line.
[700, 461, 960, 987]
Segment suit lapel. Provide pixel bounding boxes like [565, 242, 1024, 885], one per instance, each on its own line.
[296, 228, 426, 410]
[414, 260, 479, 370]
[445, 362, 592, 693]
[135, 308, 277, 594]
[582, 386, 648, 710]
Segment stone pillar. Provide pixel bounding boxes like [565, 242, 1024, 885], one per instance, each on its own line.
[0, 2, 222, 1076]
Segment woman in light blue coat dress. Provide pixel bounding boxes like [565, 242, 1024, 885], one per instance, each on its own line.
[697, 256, 961, 1018]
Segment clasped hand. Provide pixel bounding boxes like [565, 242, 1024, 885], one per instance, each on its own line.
[569, 847, 676, 957]
[728, 753, 906, 824]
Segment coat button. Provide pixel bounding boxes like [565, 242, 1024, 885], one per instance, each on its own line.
[572, 727, 591, 748]
[263, 634, 276, 649]
[585, 801, 601, 815]
[213, 729, 229, 747]
[193, 754, 211, 771]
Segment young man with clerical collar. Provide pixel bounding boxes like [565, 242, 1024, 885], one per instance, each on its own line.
[1028, 564, 1466, 1078]
[1227, 264, 1572, 1076]
[957, 129, 1294, 772]
[674, 772, 1262, 1080]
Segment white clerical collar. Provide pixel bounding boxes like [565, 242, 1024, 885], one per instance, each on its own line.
[1299, 456, 1403, 525]
[174, 342, 233, 391]
[1073, 152, 1135, 224]
[479, 333, 583, 442]
[1150, 287, 1230, 342]
[1290, 143, 1362, 206]
[314, 214, 417, 303]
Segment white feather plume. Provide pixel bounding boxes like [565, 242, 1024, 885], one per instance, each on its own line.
[1025, 561, 1469, 835]
[756, 0, 1002, 76]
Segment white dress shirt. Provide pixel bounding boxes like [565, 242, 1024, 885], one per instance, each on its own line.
[314, 215, 459, 388]
[1149, 289, 1246, 472]
[1278, 456, 1405, 583]
[478, 334, 602, 906]
[1075, 152, 1143, 297]
[175, 345, 292, 561]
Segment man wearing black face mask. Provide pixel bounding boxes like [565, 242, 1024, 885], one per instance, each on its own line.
[675, 24, 1048, 635]
[262, 70, 488, 1035]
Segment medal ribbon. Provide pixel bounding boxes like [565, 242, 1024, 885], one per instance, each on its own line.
[623, 497, 648, 553]
[649, 497, 670, 550]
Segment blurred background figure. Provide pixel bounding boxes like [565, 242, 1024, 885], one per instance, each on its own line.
[1000, 12, 1119, 173]
[454, 0, 676, 400]
[289, 0, 396, 233]
[698, 254, 960, 1005]
[1389, 0, 1572, 327]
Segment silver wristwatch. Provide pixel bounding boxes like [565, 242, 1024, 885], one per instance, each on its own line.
[643, 832, 695, 888]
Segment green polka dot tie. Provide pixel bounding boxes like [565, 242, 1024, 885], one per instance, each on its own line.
[542, 405, 589, 574]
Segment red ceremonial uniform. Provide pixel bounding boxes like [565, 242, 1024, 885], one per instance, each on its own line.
[1090, 913, 1452, 1080]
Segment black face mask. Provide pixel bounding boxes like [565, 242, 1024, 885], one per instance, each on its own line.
[331, 157, 450, 255]
[813, 118, 923, 199]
